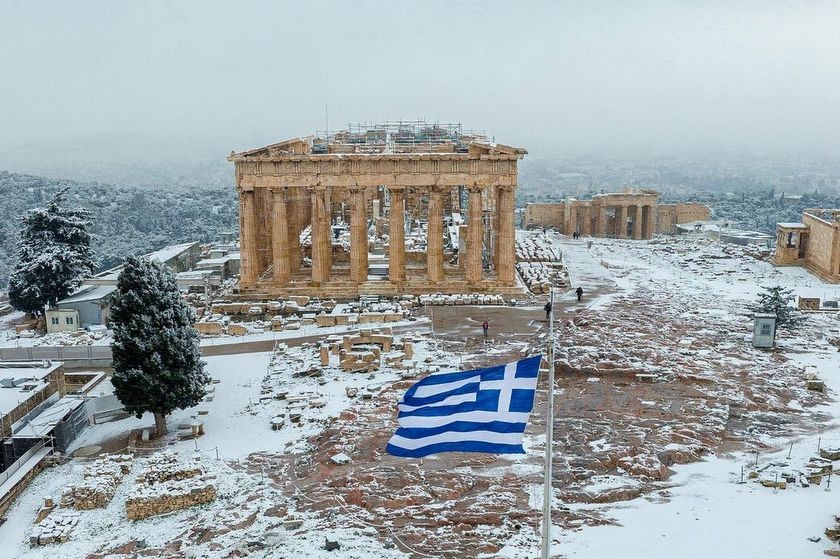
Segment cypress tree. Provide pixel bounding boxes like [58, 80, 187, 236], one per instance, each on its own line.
[8, 188, 96, 314]
[110, 256, 209, 437]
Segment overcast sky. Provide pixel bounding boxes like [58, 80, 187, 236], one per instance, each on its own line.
[1, 0, 839, 156]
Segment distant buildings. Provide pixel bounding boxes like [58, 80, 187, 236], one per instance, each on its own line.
[47, 241, 235, 333]
[522, 189, 711, 238]
[771, 209, 840, 282]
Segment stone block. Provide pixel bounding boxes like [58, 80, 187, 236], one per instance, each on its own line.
[195, 321, 223, 335]
[227, 323, 247, 336]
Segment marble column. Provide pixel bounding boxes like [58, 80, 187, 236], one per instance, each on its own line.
[310, 186, 331, 284]
[497, 185, 516, 285]
[645, 204, 657, 239]
[492, 186, 501, 271]
[582, 205, 592, 236]
[617, 205, 628, 238]
[632, 205, 643, 240]
[239, 189, 259, 284]
[388, 187, 406, 283]
[466, 185, 484, 284]
[287, 188, 302, 273]
[597, 205, 607, 237]
[349, 186, 368, 283]
[271, 188, 290, 284]
[427, 186, 444, 283]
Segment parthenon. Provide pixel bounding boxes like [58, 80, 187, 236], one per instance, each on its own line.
[228, 121, 527, 297]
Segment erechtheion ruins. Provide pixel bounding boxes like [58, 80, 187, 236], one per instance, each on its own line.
[523, 190, 710, 238]
[228, 121, 527, 297]
[771, 209, 840, 282]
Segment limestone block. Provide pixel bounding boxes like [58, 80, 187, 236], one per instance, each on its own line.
[227, 324, 247, 336]
[288, 295, 310, 307]
[195, 321, 223, 335]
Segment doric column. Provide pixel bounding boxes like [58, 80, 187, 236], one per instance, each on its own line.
[466, 185, 484, 285]
[492, 186, 501, 270]
[496, 184, 516, 285]
[581, 205, 591, 236]
[645, 204, 657, 239]
[617, 205, 628, 238]
[271, 188, 290, 284]
[427, 186, 444, 283]
[349, 186, 368, 283]
[239, 189, 259, 285]
[388, 186, 406, 283]
[632, 205, 643, 240]
[287, 188, 302, 273]
[310, 186, 332, 284]
[597, 204, 607, 237]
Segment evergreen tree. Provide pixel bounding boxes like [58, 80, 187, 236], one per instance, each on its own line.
[8, 188, 96, 314]
[750, 286, 805, 331]
[110, 256, 209, 437]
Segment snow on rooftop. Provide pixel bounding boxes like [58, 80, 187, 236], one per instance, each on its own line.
[146, 242, 198, 263]
[0, 361, 62, 416]
[57, 285, 116, 305]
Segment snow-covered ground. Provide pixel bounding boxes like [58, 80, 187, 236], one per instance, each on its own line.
[2, 233, 839, 558]
[501, 235, 840, 558]
[0, 330, 434, 559]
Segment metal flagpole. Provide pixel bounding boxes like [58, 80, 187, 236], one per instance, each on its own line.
[541, 287, 555, 559]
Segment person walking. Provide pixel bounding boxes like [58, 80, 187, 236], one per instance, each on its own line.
[482, 319, 489, 338]
[576, 286, 584, 302]
[543, 301, 552, 319]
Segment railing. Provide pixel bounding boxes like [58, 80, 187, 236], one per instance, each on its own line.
[0, 439, 50, 488]
[0, 345, 113, 364]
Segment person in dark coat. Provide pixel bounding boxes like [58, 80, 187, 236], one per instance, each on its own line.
[576, 286, 584, 301]
[543, 301, 552, 319]
[482, 320, 489, 338]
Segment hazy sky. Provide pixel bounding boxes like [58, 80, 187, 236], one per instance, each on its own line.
[1, 0, 839, 155]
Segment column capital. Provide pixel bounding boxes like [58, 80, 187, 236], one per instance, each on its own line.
[466, 184, 484, 193]
[387, 185, 406, 193]
[498, 184, 515, 193]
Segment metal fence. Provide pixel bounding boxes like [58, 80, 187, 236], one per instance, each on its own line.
[0, 346, 112, 365]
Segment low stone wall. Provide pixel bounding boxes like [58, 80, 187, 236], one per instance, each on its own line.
[125, 480, 216, 520]
[125, 451, 216, 521]
[62, 455, 133, 510]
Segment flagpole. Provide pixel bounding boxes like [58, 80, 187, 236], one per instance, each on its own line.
[541, 287, 555, 559]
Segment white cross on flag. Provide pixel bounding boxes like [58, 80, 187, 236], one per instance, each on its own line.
[386, 355, 542, 458]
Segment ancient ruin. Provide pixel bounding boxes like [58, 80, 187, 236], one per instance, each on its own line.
[771, 209, 840, 282]
[228, 121, 527, 298]
[523, 189, 710, 238]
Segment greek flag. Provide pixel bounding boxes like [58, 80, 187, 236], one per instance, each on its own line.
[386, 355, 542, 458]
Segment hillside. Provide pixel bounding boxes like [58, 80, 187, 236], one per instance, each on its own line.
[0, 171, 238, 288]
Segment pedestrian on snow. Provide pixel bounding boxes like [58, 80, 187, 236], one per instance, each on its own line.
[482, 320, 489, 338]
[543, 301, 552, 319]
[576, 286, 584, 301]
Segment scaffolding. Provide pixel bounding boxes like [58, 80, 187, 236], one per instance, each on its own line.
[313, 120, 487, 153]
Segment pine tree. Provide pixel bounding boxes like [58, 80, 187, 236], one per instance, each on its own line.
[110, 256, 209, 437]
[750, 286, 805, 330]
[8, 188, 96, 314]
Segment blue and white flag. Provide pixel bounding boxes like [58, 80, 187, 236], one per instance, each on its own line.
[386, 355, 543, 458]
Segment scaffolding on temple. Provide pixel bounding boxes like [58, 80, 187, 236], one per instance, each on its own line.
[313, 120, 487, 154]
